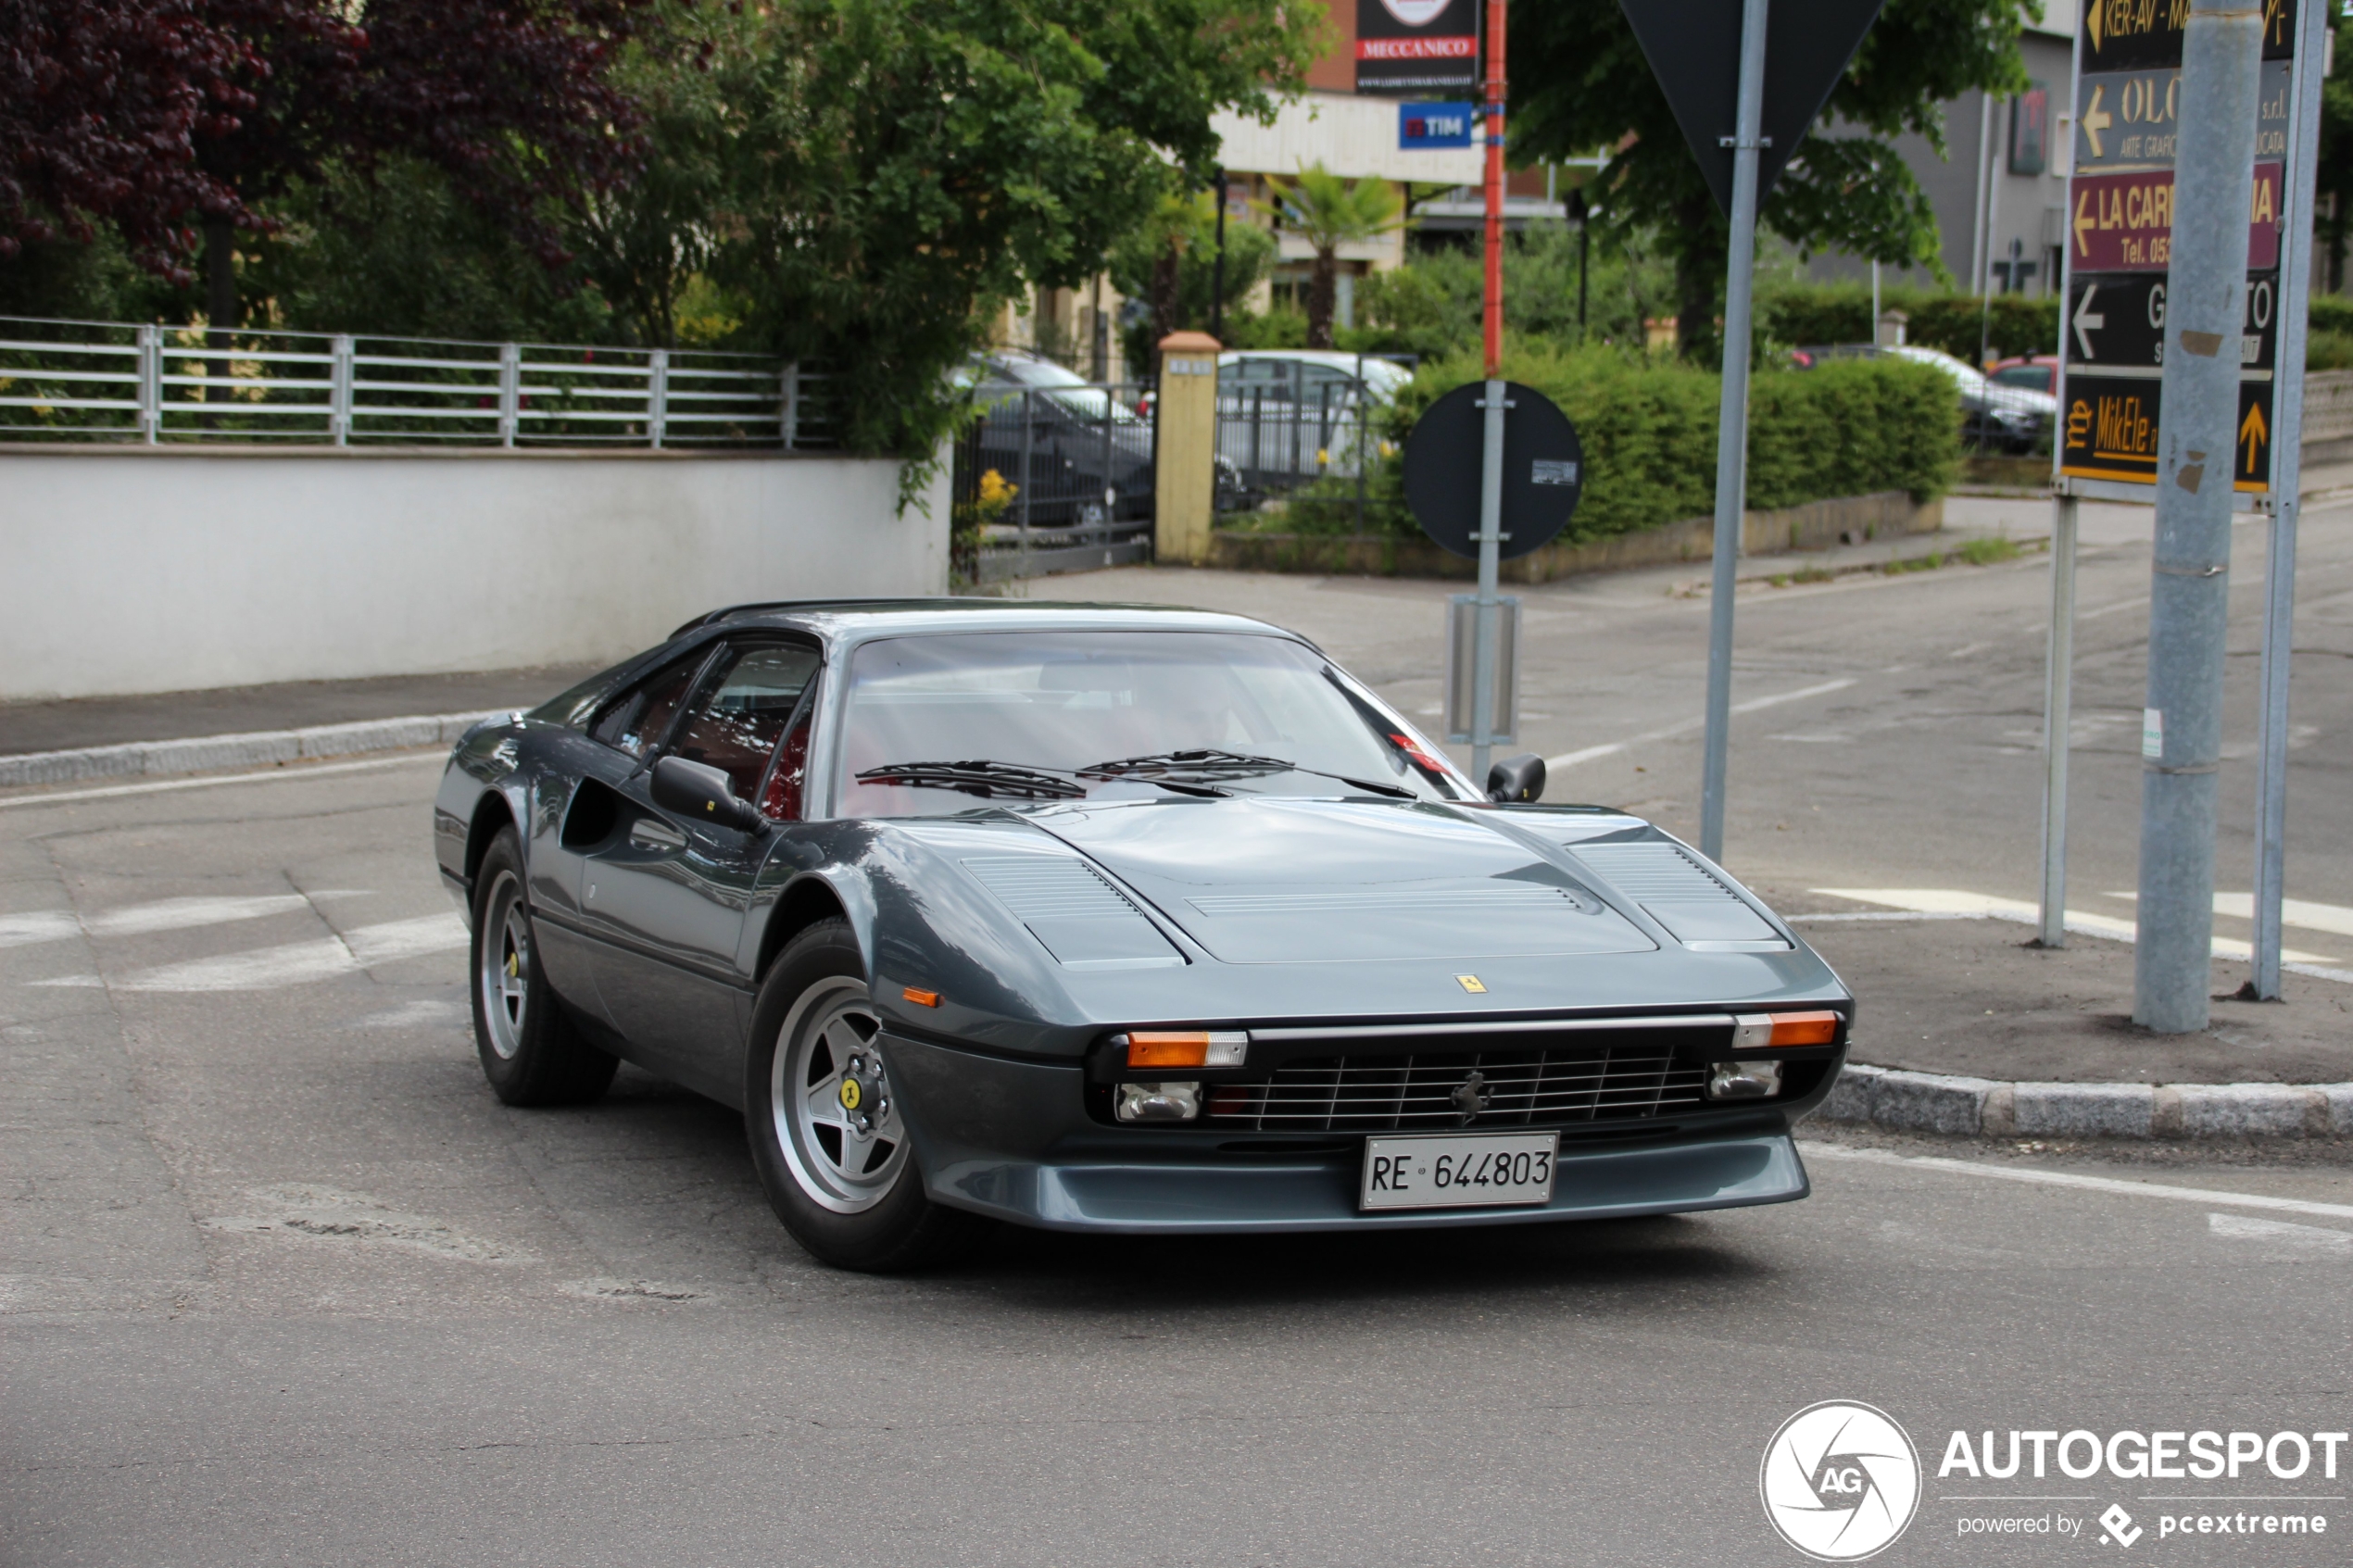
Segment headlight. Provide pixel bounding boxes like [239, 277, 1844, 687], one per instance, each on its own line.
[1115, 1082, 1202, 1122]
[1706, 1061, 1784, 1101]
[1119, 1030, 1247, 1069]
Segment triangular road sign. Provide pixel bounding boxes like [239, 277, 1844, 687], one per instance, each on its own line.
[1619, 0, 1886, 216]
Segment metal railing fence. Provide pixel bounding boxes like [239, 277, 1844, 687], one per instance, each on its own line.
[950, 382, 1155, 583]
[0, 316, 833, 449]
[1213, 355, 1412, 530]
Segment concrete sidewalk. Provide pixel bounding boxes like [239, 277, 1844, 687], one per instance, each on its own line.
[0, 662, 606, 758]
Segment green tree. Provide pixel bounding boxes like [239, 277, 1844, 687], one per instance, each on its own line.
[694, 0, 1317, 460]
[1512, 0, 2031, 359]
[1254, 162, 1404, 348]
[1107, 188, 1277, 373]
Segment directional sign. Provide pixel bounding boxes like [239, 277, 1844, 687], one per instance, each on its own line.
[2071, 60, 2292, 171]
[1617, 0, 1886, 217]
[2079, 0, 2301, 72]
[2069, 162, 2283, 271]
[2059, 376, 2274, 491]
[2065, 273, 2279, 372]
[1403, 382, 1584, 559]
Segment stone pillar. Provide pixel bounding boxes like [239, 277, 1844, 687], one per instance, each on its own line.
[1152, 331, 1221, 565]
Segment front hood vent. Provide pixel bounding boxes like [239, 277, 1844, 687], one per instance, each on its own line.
[961, 855, 1183, 970]
[1569, 842, 1787, 948]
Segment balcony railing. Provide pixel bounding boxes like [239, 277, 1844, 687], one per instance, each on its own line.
[0, 316, 832, 449]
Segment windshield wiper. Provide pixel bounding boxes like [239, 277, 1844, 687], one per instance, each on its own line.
[854, 759, 1228, 801]
[1082, 749, 1415, 799]
[855, 759, 1086, 800]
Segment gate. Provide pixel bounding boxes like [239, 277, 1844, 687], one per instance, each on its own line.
[1213, 355, 1408, 528]
[950, 379, 1155, 583]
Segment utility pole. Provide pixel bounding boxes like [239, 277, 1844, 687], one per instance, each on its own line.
[2246, 0, 2331, 1000]
[1696, 0, 1769, 863]
[2133, 0, 2263, 1034]
[1212, 169, 1229, 346]
[1471, 0, 1508, 786]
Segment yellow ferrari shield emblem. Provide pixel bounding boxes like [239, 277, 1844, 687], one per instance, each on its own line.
[838, 1077, 863, 1111]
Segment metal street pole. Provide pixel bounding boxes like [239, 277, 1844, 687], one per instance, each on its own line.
[1212, 169, 1229, 345]
[2133, 0, 2263, 1035]
[2038, 8, 2087, 950]
[2246, 0, 2330, 1000]
[1471, 0, 1508, 788]
[1698, 0, 1769, 863]
[2038, 494, 2079, 947]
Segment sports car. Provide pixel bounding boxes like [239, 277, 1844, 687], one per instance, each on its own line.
[433, 600, 1853, 1270]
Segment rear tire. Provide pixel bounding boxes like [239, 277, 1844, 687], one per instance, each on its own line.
[746, 919, 979, 1272]
[470, 827, 618, 1107]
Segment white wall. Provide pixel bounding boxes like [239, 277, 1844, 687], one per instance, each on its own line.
[0, 447, 950, 701]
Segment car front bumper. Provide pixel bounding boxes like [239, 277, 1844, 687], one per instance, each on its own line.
[886, 1032, 1815, 1236]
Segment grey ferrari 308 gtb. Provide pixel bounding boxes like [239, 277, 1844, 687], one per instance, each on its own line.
[433, 600, 1853, 1270]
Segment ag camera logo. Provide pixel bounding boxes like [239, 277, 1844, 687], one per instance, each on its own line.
[1761, 1401, 1922, 1561]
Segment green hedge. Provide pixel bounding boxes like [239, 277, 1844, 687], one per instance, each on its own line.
[1279, 344, 1958, 540]
[1759, 283, 2060, 365]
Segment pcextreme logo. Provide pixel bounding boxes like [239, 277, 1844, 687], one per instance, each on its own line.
[1760, 1401, 1923, 1561]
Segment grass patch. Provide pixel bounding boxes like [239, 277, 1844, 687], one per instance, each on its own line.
[1884, 552, 1944, 575]
[1957, 536, 2021, 566]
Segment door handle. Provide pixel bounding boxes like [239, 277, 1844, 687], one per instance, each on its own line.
[628, 816, 687, 852]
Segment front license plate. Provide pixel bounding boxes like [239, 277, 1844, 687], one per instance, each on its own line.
[1359, 1131, 1559, 1211]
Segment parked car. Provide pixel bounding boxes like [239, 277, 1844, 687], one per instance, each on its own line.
[1988, 355, 2061, 397]
[435, 600, 1853, 1271]
[1214, 350, 1416, 505]
[963, 350, 1154, 528]
[1792, 342, 2057, 453]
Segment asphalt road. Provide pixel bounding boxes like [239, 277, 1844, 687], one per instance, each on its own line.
[6, 502, 2353, 1565]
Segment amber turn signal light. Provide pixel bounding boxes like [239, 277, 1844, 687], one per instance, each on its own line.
[1730, 1010, 1841, 1051]
[1768, 1010, 1840, 1047]
[1122, 1030, 1248, 1069]
[902, 986, 940, 1008]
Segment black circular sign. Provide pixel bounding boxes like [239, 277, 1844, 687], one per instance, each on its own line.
[1402, 381, 1584, 559]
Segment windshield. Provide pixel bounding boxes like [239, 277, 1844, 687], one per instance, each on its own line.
[836, 631, 1467, 817]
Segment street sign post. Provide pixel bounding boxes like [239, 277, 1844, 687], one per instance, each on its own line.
[2038, 0, 2321, 998]
[1402, 378, 1584, 771]
[1618, 0, 1884, 862]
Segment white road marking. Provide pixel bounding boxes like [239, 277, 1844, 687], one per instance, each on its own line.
[2208, 1212, 2353, 1256]
[2105, 889, 2353, 941]
[1547, 679, 1856, 771]
[0, 893, 332, 951]
[0, 752, 440, 810]
[2078, 596, 2148, 621]
[1803, 1143, 2353, 1223]
[1810, 887, 2347, 973]
[34, 912, 467, 992]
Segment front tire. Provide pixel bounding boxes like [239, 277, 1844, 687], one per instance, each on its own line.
[469, 827, 618, 1107]
[746, 919, 978, 1271]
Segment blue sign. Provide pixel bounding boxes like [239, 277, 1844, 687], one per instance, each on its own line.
[1399, 102, 1476, 149]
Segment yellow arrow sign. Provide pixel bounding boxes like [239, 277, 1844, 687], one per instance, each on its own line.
[2074, 188, 2098, 257]
[2240, 400, 2268, 471]
[2081, 84, 2111, 159]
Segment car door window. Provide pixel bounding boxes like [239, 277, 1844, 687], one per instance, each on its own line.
[589, 654, 706, 759]
[668, 643, 822, 809]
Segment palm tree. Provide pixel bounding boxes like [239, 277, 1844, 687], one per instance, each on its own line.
[1255, 163, 1405, 348]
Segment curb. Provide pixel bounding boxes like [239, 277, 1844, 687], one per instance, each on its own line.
[1823, 1062, 2353, 1141]
[0, 710, 505, 789]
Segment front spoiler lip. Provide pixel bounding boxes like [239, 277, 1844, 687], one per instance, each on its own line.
[921, 1129, 1810, 1236]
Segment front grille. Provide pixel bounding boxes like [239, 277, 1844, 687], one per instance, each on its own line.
[1202, 1048, 1712, 1134]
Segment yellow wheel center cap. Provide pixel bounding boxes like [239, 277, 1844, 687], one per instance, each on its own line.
[838, 1077, 863, 1111]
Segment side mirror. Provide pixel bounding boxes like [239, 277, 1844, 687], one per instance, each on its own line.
[650, 755, 768, 834]
[1487, 752, 1545, 805]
